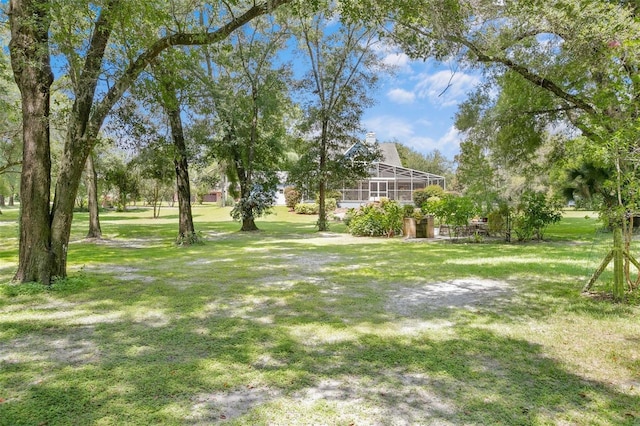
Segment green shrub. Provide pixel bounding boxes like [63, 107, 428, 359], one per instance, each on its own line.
[413, 188, 430, 208]
[448, 196, 478, 228]
[487, 208, 507, 236]
[325, 198, 337, 212]
[348, 204, 386, 236]
[348, 199, 403, 237]
[513, 214, 533, 241]
[284, 186, 302, 210]
[413, 185, 445, 208]
[343, 208, 356, 227]
[513, 191, 563, 241]
[421, 196, 442, 218]
[295, 203, 319, 215]
[422, 194, 478, 235]
[424, 184, 445, 198]
[294, 198, 337, 215]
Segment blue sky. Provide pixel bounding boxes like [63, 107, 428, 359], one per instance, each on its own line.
[362, 47, 480, 161]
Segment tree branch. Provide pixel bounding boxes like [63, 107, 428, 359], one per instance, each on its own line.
[399, 22, 601, 118]
[0, 160, 22, 175]
[72, 0, 121, 137]
[88, 0, 294, 139]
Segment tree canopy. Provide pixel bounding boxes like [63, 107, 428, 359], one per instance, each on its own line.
[6, 0, 300, 283]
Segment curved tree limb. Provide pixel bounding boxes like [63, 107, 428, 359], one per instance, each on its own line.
[88, 0, 294, 140]
[399, 22, 601, 119]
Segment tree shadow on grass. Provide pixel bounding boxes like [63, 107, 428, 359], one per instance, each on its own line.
[2, 226, 639, 423]
[1, 312, 638, 425]
[1, 253, 638, 426]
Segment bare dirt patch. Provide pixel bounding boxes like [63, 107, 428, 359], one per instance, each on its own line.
[188, 386, 282, 424]
[187, 372, 457, 425]
[81, 237, 166, 248]
[0, 326, 100, 366]
[79, 265, 155, 283]
[386, 278, 514, 316]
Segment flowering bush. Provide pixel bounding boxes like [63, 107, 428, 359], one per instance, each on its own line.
[230, 184, 275, 221]
[347, 199, 403, 237]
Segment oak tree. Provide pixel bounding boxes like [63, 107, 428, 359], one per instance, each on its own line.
[8, 0, 297, 283]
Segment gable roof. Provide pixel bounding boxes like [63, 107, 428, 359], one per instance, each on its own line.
[378, 143, 402, 167]
[344, 141, 403, 167]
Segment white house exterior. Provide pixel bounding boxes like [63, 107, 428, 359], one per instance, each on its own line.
[274, 171, 289, 206]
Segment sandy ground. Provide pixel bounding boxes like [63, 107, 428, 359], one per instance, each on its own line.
[3, 232, 518, 424]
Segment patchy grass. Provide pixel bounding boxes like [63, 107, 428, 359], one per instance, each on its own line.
[0, 206, 639, 425]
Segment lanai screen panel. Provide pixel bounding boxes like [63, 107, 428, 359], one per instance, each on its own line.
[341, 181, 370, 201]
[339, 163, 445, 204]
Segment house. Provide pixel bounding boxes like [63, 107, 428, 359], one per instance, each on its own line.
[338, 133, 446, 208]
[274, 171, 289, 205]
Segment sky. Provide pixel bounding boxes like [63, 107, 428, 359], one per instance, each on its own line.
[361, 48, 481, 161]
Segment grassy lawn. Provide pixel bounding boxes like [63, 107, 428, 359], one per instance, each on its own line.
[1, 205, 639, 425]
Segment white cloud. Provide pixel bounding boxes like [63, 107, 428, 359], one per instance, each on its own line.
[363, 117, 461, 159]
[369, 39, 413, 73]
[404, 136, 438, 152]
[364, 115, 415, 140]
[387, 88, 416, 104]
[436, 126, 463, 155]
[414, 70, 481, 107]
[381, 52, 412, 71]
[406, 127, 462, 160]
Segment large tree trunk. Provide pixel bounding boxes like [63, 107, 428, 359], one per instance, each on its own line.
[50, 147, 90, 277]
[85, 153, 102, 238]
[170, 109, 195, 243]
[161, 76, 196, 242]
[235, 148, 258, 232]
[317, 121, 328, 231]
[241, 217, 258, 231]
[0, 195, 5, 207]
[9, 0, 55, 284]
[238, 176, 259, 232]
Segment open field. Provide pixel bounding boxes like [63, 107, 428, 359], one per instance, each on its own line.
[1, 205, 639, 425]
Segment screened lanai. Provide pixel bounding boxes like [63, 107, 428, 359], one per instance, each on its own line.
[339, 161, 446, 206]
[340, 143, 446, 207]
